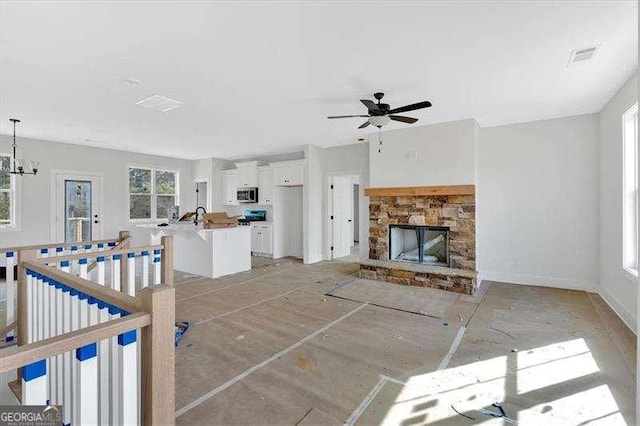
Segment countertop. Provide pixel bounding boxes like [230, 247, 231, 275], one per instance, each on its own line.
[135, 223, 250, 233]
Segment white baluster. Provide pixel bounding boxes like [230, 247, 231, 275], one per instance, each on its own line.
[109, 306, 122, 425]
[75, 342, 98, 425]
[153, 249, 161, 285]
[49, 279, 58, 404]
[112, 254, 121, 292]
[37, 273, 44, 342]
[5, 252, 15, 342]
[79, 258, 88, 279]
[127, 253, 136, 296]
[40, 247, 49, 259]
[62, 284, 73, 426]
[55, 281, 65, 406]
[26, 270, 34, 343]
[70, 245, 79, 274]
[70, 288, 81, 424]
[98, 301, 110, 426]
[118, 329, 138, 425]
[97, 256, 106, 286]
[21, 359, 47, 405]
[141, 251, 149, 288]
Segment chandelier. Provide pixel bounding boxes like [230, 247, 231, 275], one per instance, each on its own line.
[9, 119, 38, 175]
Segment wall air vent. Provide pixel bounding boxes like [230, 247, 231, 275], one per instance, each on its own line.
[568, 46, 598, 66]
[136, 95, 181, 112]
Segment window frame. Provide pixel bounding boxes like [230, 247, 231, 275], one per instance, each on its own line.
[622, 102, 638, 278]
[127, 165, 180, 222]
[0, 153, 21, 231]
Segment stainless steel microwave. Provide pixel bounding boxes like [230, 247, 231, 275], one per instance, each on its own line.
[237, 187, 258, 203]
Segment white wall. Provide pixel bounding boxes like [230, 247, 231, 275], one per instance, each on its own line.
[599, 72, 638, 333]
[0, 136, 194, 247]
[369, 118, 478, 187]
[303, 144, 324, 263]
[478, 114, 600, 292]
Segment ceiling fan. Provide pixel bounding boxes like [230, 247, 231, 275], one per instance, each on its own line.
[327, 92, 432, 129]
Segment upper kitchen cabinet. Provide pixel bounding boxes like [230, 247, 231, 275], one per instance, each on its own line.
[272, 160, 304, 186]
[258, 167, 273, 205]
[234, 161, 259, 187]
[222, 170, 239, 205]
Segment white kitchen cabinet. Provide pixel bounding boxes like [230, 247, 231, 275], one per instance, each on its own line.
[272, 161, 304, 186]
[258, 167, 273, 204]
[222, 170, 239, 205]
[237, 166, 258, 188]
[251, 223, 272, 255]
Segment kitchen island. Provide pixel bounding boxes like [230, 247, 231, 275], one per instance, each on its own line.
[134, 223, 251, 279]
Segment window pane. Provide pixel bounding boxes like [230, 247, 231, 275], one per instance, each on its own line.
[129, 168, 151, 194]
[130, 194, 151, 219]
[157, 195, 176, 218]
[0, 191, 10, 224]
[0, 156, 10, 190]
[65, 180, 92, 242]
[155, 171, 176, 195]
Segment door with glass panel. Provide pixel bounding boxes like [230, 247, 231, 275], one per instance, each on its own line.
[53, 172, 102, 242]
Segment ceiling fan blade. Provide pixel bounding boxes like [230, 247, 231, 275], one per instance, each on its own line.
[358, 121, 371, 129]
[327, 115, 370, 119]
[388, 101, 432, 114]
[360, 99, 380, 112]
[389, 115, 418, 124]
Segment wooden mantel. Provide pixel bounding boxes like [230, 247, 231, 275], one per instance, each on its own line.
[364, 184, 475, 197]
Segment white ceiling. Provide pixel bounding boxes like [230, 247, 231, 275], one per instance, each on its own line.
[1, 1, 637, 160]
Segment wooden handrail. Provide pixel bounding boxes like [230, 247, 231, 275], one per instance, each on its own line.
[22, 261, 141, 314]
[0, 312, 150, 374]
[33, 244, 164, 264]
[87, 234, 132, 273]
[0, 238, 121, 254]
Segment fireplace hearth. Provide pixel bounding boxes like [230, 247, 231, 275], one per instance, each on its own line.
[389, 224, 449, 267]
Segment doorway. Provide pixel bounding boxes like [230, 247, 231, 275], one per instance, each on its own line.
[51, 171, 102, 242]
[195, 178, 210, 211]
[329, 174, 359, 260]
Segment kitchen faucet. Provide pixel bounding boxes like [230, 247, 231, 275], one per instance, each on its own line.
[194, 206, 207, 226]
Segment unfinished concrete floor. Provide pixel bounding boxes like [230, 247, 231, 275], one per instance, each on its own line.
[172, 258, 636, 425]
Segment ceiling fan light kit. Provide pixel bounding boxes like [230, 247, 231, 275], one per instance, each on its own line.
[327, 92, 432, 153]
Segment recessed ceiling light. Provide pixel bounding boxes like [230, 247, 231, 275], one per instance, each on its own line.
[136, 95, 182, 113]
[568, 46, 598, 67]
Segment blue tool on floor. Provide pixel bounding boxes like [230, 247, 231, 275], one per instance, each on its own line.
[175, 321, 190, 347]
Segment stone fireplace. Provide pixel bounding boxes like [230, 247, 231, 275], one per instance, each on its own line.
[361, 185, 477, 295]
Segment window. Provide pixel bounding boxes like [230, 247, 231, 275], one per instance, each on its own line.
[623, 103, 638, 276]
[128, 167, 178, 220]
[0, 155, 15, 227]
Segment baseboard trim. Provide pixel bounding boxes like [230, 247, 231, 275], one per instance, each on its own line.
[480, 270, 598, 292]
[597, 288, 637, 335]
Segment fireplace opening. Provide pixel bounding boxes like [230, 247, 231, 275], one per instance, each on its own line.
[389, 224, 449, 267]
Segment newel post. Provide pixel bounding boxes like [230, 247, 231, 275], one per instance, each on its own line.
[118, 230, 131, 290]
[160, 236, 174, 286]
[139, 285, 175, 426]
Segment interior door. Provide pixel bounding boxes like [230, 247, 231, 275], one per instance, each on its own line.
[332, 176, 352, 258]
[53, 172, 102, 242]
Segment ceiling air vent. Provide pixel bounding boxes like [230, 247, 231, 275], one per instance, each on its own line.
[568, 46, 598, 66]
[136, 95, 181, 112]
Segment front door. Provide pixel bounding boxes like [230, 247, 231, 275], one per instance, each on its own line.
[53, 171, 102, 242]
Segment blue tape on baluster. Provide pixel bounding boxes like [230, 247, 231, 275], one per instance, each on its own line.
[153, 249, 161, 255]
[141, 251, 149, 256]
[108, 242, 116, 247]
[70, 288, 79, 297]
[78, 292, 88, 301]
[26, 269, 32, 276]
[60, 260, 70, 268]
[54, 280, 62, 290]
[98, 243, 104, 249]
[76, 343, 97, 361]
[6, 335, 14, 342]
[97, 256, 105, 262]
[22, 359, 46, 381]
[6, 251, 14, 258]
[97, 299, 107, 309]
[61, 283, 70, 293]
[153, 256, 161, 263]
[88, 296, 98, 305]
[79, 258, 88, 265]
[40, 248, 48, 254]
[85, 245, 92, 250]
[56, 247, 63, 253]
[118, 330, 137, 346]
[71, 246, 78, 251]
[127, 252, 135, 258]
[113, 254, 121, 261]
[108, 304, 121, 315]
